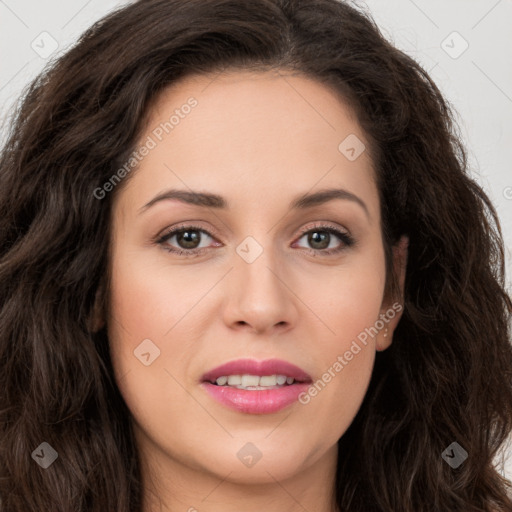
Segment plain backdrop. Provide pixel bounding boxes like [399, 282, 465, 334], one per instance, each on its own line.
[1, 0, 511, 481]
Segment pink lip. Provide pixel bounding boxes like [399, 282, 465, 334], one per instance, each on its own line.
[200, 358, 313, 415]
[201, 358, 312, 383]
[200, 381, 311, 414]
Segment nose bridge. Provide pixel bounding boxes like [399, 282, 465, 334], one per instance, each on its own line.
[224, 231, 297, 333]
[234, 232, 284, 298]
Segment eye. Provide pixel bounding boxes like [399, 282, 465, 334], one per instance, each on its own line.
[293, 223, 355, 256]
[154, 222, 356, 258]
[155, 224, 220, 258]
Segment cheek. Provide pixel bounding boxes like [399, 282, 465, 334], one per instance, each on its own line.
[107, 245, 208, 345]
[106, 245, 215, 412]
[294, 243, 385, 437]
[295, 293, 379, 451]
[304, 239, 386, 345]
[106, 253, 199, 442]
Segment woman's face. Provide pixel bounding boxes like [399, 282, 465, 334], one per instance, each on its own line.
[105, 70, 405, 488]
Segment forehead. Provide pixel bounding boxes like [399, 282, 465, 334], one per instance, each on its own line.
[114, 69, 377, 219]
[147, 68, 364, 146]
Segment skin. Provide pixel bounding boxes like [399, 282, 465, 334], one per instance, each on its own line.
[96, 69, 408, 512]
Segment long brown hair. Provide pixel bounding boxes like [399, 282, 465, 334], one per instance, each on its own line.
[1, 0, 511, 510]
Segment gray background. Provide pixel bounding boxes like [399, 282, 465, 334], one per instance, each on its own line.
[1, 0, 511, 480]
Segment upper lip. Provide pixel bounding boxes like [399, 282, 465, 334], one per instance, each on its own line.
[201, 358, 312, 384]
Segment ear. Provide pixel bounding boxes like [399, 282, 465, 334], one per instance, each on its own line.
[376, 235, 408, 352]
[88, 279, 106, 333]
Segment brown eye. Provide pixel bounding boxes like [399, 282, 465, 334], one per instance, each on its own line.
[156, 225, 218, 257]
[171, 229, 203, 249]
[293, 224, 355, 256]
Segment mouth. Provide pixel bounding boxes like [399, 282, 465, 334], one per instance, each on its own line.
[201, 357, 312, 388]
[200, 358, 313, 414]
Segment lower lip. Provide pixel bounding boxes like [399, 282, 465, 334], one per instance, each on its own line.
[200, 382, 311, 414]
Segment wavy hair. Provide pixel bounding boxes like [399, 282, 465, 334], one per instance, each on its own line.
[1, 0, 511, 510]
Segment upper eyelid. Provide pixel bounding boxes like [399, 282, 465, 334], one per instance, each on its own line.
[156, 224, 217, 242]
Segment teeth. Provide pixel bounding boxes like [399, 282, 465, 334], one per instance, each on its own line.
[241, 375, 260, 387]
[227, 375, 242, 386]
[216, 376, 228, 386]
[214, 374, 295, 388]
[260, 375, 278, 386]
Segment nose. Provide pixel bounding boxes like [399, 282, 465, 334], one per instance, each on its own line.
[222, 242, 299, 336]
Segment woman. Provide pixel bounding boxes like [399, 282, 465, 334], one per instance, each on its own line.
[1, 0, 511, 510]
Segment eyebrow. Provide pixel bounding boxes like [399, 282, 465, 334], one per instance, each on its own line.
[139, 187, 369, 218]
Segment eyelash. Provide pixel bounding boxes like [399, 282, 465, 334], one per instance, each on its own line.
[154, 222, 356, 258]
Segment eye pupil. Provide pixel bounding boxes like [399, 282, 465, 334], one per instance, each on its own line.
[308, 231, 330, 249]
